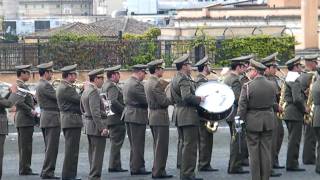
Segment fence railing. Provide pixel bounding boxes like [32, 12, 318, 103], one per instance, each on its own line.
[0, 37, 295, 71]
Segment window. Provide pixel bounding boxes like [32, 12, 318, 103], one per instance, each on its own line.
[41, 4, 44, 8]
[33, 4, 36, 8]
[56, 4, 60, 8]
[25, 4, 27, 8]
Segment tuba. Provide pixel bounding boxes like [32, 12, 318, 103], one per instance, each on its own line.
[304, 72, 316, 125]
[205, 121, 219, 133]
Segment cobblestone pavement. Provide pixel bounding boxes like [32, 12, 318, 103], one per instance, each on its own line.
[2, 122, 319, 180]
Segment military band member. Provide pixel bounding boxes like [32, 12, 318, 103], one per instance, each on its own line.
[36, 62, 61, 179]
[0, 86, 17, 179]
[101, 65, 127, 173]
[311, 67, 320, 174]
[14, 65, 38, 176]
[237, 60, 277, 180]
[300, 55, 318, 165]
[145, 59, 173, 179]
[81, 68, 109, 180]
[223, 55, 251, 174]
[194, 56, 218, 172]
[56, 64, 83, 180]
[170, 54, 205, 180]
[121, 64, 151, 175]
[239, 57, 252, 167]
[261, 53, 284, 177]
[283, 57, 307, 171]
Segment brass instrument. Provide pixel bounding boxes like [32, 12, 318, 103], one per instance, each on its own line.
[51, 79, 84, 93]
[205, 121, 219, 133]
[304, 72, 316, 125]
[0, 81, 36, 96]
[159, 79, 170, 91]
[277, 82, 286, 119]
[276, 69, 286, 120]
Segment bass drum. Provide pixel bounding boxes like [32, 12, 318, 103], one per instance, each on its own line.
[195, 81, 235, 121]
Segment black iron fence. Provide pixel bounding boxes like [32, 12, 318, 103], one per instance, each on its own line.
[0, 37, 295, 71]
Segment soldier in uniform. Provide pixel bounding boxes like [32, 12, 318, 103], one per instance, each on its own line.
[311, 67, 320, 174]
[81, 68, 109, 180]
[300, 55, 318, 165]
[121, 64, 151, 175]
[0, 85, 17, 179]
[145, 59, 173, 179]
[237, 59, 277, 180]
[14, 65, 39, 176]
[223, 55, 251, 174]
[101, 65, 127, 173]
[36, 62, 61, 179]
[170, 54, 205, 180]
[283, 56, 307, 171]
[261, 53, 284, 177]
[194, 56, 218, 172]
[56, 64, 83, 180]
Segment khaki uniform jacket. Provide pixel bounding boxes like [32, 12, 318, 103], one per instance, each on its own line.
[36, 79, 60, 128]
[144, 75, 172, 126]
[81, 83, 107, 136]
[265, 75, 281, 102]
[56, 80, 83, 129]
[299, 71, 314, 101]
[121, 76, 148, 124]
[171, 72, 201, 127]
[312, 79, 320, 127]
[237, 76, 277, 132]
[0, 93, 13, 135]
[283, 78, 305, 121]
[101, 80, 124, 126]
[224, 72, 242, 122]
[15, 80, 36, 127]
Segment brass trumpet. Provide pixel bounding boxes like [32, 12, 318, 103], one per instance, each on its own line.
[51, 79, 85, 93]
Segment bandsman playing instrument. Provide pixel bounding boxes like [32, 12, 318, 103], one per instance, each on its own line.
[144, 59, 173, 179]
[223, 55, 251, 174]
[237, 59, 277, 180]
[311, 67, 320, 174]
[36, 62, 61, 179]
[194, 56, 218, 172]
[121, 64, 151, 175]
[170, 54, 205, 180]
[81, 68, 109, 180]
[300, 55, 318, 165]
[283, 56, 307, 171]
[56, 64, 83, 180]
[14, 65, 39, 176]
[101, 65, 128, 173]
[261, 52, 284, 177]
[0, 84, 18, 179]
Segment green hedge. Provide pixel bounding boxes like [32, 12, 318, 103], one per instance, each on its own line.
[215, 35, 296, 66]
[40, 31, 296, 69]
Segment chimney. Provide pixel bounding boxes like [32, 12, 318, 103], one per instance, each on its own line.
[301, 0, 319, 49]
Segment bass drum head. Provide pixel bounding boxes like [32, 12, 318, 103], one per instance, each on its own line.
[195, 81, 235, 121]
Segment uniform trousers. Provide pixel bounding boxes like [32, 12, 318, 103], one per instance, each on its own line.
[61, 128, 81, 179]
[17, 126, 34, 174]
[108, 124, 126, 170]
[126, 122, 146, 172]
[41, 127, 60, 177]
